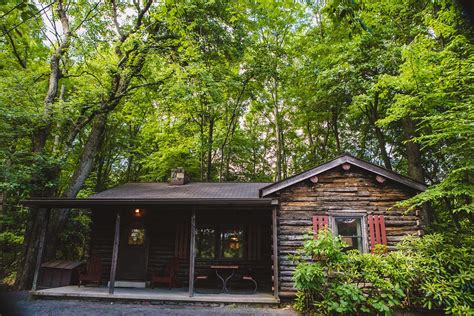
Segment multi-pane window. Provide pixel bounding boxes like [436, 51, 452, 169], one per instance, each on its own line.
[196, 226, 245, 259]
[333, 217, 363, 252]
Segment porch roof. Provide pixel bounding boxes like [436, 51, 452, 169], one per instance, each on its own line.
[22, 182, 274, 208]
[90, 182, 270, 199]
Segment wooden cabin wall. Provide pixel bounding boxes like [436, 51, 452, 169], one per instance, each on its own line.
[89, 210, 115, 284]
[146, 209, 189, 286]
[275, 166, 422, 295]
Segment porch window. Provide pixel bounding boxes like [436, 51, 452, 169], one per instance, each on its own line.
[220, 228, 245, 259]
[196, 226, 246, 259]
[196, 228, 216, 259]
[333, 217, 363, 252]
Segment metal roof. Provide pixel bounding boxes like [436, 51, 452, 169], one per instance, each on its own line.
[259, 154, 427, 197]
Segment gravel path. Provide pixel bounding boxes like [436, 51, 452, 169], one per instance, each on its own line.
[1, 292, 298, 316]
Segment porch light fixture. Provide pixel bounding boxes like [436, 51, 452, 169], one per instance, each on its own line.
[133, 208, 144, 217]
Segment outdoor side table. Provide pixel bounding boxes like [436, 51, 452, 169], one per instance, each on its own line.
[209, 265, 239, 293]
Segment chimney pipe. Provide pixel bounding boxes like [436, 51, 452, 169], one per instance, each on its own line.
[170, 168, 188, 185]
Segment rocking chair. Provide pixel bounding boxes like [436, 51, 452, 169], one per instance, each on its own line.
[151, 257, 180, 289]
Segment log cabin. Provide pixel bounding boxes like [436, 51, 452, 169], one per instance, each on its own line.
[24, 154, 426, 304]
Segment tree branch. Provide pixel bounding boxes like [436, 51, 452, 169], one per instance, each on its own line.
[3, 26, 27, 69]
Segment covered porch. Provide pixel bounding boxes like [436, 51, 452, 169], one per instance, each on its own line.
[24, 185, 280, 304]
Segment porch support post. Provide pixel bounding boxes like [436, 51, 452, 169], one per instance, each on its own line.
[32, 207, 51, 291]
[188, 207, 196, 297]
[109, 212, 120, 294]
[271, 201, 279, 299]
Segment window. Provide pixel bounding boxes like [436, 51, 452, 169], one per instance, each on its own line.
[196, 228, 216, 259]
[333, 217, 363, 252]
[220, 228, 245, 259]
[128, 228, 145, 245]
[196, 226, 246, 259]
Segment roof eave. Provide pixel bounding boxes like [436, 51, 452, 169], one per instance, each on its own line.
[20, 198, 273, 208]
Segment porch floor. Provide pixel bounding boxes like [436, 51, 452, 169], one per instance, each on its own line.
[32, 286, 279, 304]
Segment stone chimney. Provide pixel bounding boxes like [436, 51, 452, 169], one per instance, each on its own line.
[170, 167, 189, 185]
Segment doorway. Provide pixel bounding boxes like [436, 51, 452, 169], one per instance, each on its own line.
[117, 212, 149, 280]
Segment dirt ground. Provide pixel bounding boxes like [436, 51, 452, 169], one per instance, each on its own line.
[0, 292, 298, 316]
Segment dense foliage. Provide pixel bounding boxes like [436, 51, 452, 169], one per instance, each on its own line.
[293, 230, 474, 315]
[0, 0, 472, 292]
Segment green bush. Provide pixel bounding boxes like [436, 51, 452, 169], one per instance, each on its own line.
[292, 230, 473, 315]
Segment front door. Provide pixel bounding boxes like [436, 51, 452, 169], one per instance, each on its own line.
[117, 213, 148, 280]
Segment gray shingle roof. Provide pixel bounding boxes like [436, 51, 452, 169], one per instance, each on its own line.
[89, 182, 271, 200]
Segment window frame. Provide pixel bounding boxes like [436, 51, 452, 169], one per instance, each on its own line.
[195, 224, 247, 261]
[328, 211, 369, 253]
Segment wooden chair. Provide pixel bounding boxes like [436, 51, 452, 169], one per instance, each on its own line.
[227, 269, 257, 293]
[78, 255, 102, 287]
[242, 275, 257, 293]
[151, 257, 180, 289]
[240, 268, 257, 293]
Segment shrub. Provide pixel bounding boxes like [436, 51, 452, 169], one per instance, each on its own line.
[292, 230, 473, 315]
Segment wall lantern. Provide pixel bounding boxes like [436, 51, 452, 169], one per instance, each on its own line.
[133, 208, 144, 218]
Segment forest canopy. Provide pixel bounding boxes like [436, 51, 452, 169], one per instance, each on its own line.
[0, 0, 472, 291]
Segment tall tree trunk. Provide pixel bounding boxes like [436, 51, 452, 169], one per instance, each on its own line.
[206, 117, 215, 182]
[16, 0, 72, 290]
[17, 0, 154, 289]
[200, 115, 205, 181]
[402, 117, 424, 182]
[33, 0, 71, 153]
[15, 208, 49, 290]
[374, 126, 392, 170]
[273, 105, 283, 181]
[44, 113, 108, 260]
[218, 81, 247, 181]
[331, 109, 341, 153]
[371, 94, 392, 170]
[306, 121, 317, 162]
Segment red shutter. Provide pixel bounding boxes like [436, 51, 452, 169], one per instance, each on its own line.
[175, 222, 190, 259]
[368, 214, 387, 252]
[312, 215, 329, 239]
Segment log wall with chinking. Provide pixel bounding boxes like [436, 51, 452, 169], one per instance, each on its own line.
[89, 210, 114, 283]
[274, 166, 422, 295]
